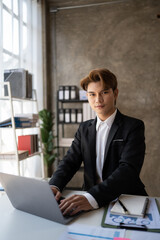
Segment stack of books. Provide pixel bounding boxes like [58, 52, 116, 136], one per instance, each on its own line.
[0, 114, 38, 128]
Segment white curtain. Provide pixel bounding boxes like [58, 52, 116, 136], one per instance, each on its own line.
[0, 0, 45, 178]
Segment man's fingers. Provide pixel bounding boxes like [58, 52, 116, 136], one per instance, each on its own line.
[59, 195, 93, 215]
[55, 191, 61, 201]
[59, 195, 79, 210]
[59, 196, 80, 215]
[50, 186, 61, 201]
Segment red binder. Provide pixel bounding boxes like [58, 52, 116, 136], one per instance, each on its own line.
[18, 135, 34, 155]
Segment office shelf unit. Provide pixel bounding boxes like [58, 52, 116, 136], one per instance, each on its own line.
[57, 97, 88, 152]
[0, 82, 44, 177]
[56, 93, 88, 189]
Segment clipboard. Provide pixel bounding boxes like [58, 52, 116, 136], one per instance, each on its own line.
[101, 197, 160, 233]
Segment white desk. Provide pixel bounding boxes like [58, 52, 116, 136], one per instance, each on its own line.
[0, 190, 104, 240]
[0, 191, 160, 240]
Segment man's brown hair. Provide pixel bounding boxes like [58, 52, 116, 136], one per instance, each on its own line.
[80, 68, 117, 91]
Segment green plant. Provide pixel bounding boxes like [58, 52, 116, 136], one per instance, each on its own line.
[39, 109, 57, 175]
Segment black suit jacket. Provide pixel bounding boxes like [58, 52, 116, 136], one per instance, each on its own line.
[49, 109, 147, 207]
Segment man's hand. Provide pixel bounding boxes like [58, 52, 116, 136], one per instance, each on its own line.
[59, 194, 93, 216]
[50, 186, 62, 201]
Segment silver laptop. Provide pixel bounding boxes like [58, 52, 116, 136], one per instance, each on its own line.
[0, 172, 81, 224]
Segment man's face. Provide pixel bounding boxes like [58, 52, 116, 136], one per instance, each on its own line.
[86, 81, 118, 121]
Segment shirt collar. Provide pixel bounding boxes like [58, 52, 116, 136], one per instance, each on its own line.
[96, 109, 117, 131]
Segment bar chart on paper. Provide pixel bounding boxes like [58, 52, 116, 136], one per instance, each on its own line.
[60, 224, 125, 240]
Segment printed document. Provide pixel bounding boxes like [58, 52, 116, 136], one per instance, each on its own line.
[60, 224, 125, 240]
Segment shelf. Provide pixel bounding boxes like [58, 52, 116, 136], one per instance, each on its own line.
[59, 138, 74, 147]
[0, 83, 37, 102]
[58, 122, 80, 125]
[25, 151, 42, 159]
[0, 82, 44, 177]
[0, 126, 39, 129]
[0, 96, 36, 102]
[58, 99, 88, 103]
[0, 150, 42, 161]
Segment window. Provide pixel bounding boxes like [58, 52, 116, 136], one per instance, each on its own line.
[2, 0, 27, 70]
[0, 0, 44, 177]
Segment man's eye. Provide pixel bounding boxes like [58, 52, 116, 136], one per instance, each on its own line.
[89, 93, 95, 96]
[102, 91, 109, 94]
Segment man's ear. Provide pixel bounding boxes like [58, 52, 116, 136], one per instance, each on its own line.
[114, 89, 118, 105]
[114, 88, 119, 98]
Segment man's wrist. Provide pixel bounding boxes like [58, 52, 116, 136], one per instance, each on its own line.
[83, 192, 99, 209]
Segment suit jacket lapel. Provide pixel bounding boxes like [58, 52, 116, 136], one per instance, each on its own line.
[104, 110, 122, 161]
[88, 118, 97, 180]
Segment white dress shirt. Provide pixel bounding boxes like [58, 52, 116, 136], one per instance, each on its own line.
[83, 109, 117, 208]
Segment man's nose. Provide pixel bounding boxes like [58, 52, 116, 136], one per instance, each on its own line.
[95, 94, 103, 103]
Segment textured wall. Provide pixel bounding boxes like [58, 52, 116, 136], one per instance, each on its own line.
[48, 0, 160, 195]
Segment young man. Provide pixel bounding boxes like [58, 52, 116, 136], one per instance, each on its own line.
[49, 68, 147, 216]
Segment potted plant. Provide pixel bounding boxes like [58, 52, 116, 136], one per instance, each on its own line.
[39, 109, 57, 177]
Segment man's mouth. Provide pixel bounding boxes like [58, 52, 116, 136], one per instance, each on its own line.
[95, 105, 104, 108]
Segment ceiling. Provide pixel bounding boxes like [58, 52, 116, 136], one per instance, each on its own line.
[46, 0, 124, 9]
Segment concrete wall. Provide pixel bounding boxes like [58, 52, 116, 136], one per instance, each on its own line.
[47, 0, 160, 195]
